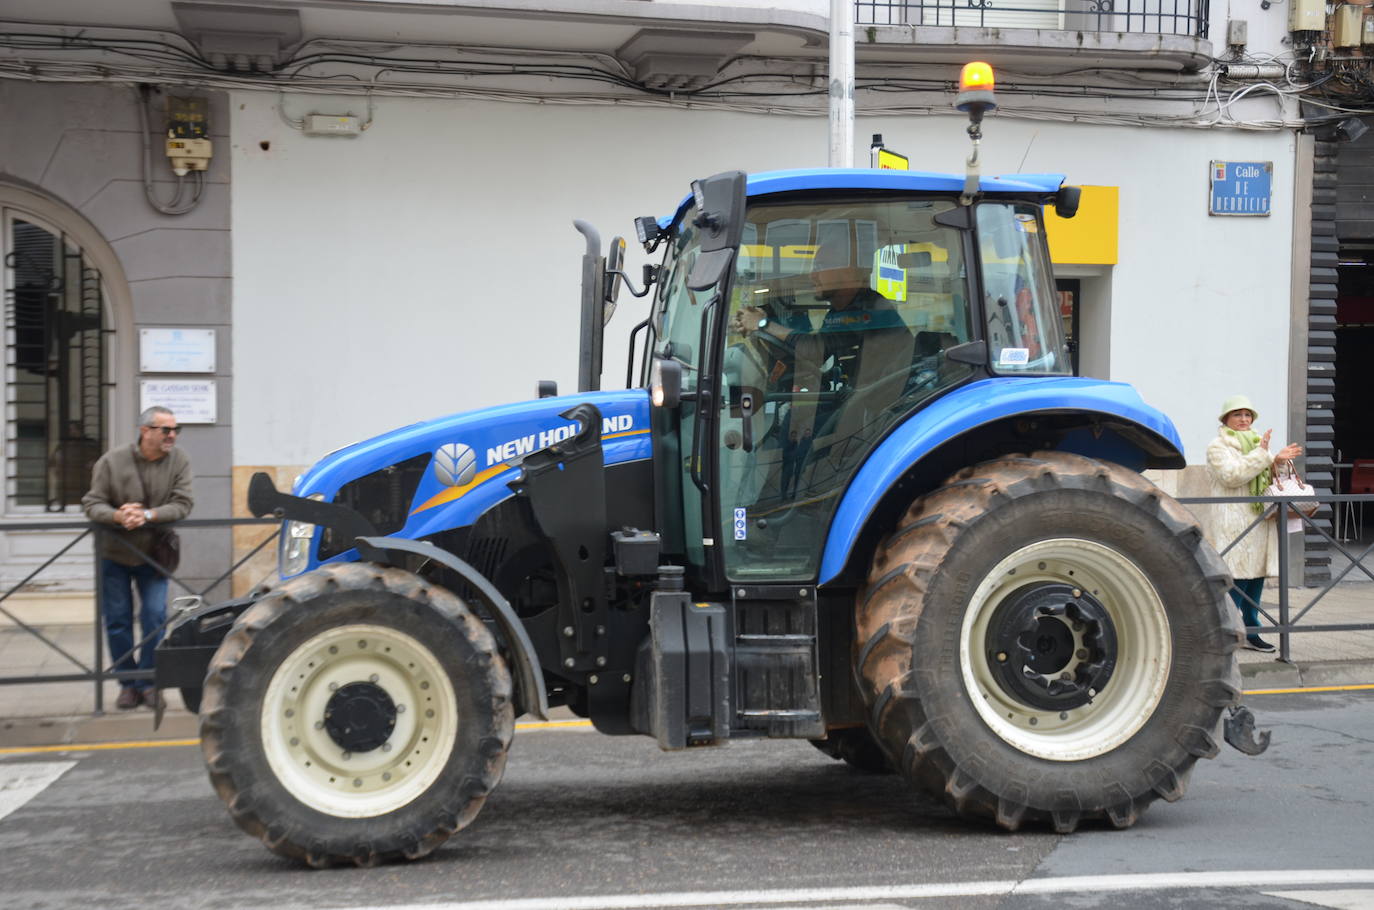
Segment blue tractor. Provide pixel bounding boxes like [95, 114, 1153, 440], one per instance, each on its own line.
[159, 68, 1257, 867]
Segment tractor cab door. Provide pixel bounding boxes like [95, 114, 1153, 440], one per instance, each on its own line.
[714, 196, 978, 583]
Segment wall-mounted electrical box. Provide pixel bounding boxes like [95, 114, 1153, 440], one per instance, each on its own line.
[1334, 4, 1364, 46]
[1227, 18, 1248, 48]
[165, 95, 212, 176]
[304, 114, 362, 137]
[1289, 0, 1326, 31]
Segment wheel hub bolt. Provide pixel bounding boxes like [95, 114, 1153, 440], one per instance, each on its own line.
[315, 721, 324, 730]
[1059, 711, 1068, 720]
[1076, 648, 1088, 659]
[382, 773, 391, 781]
[341, 751, 351, 760]
[328, 682, 339, 691]
[1072, 588, 1082, 598]
[369, 674, 379, 683]
[396, 704, 406, 714]
[353, 779, 362, 787]
[996, 651, 1008, 663]
[420, 681, 429, 690]
[290, 737, 299, 746]
[1029, 717, 1038, 725]
[381, 743, 391, 752]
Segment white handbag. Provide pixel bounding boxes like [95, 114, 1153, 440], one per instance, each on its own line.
[1265, 464, 1319, 532]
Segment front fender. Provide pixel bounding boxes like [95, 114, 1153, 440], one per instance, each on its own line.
[818, 377, 1185, 585]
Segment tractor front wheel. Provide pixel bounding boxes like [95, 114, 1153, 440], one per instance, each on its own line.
[855, 451, 1241, 831]
[200, 562, 514, 866]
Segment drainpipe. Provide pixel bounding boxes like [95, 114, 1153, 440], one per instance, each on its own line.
[828, 0, 855, 167]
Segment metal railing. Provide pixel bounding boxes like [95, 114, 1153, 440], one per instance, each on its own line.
[0, 516, 279, 712]
[1176, 493, 1374, 663]
[856, 0, 1209, 38]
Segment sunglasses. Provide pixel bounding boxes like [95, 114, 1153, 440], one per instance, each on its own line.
[146, 425, 181, 435]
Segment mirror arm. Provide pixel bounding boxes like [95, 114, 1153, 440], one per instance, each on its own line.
[606, 269, 653, 299]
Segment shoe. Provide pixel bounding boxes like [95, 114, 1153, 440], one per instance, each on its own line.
[116, 688, 139, 710]
[140, 688, 164, 710]
[1246, 637, 1277, 653]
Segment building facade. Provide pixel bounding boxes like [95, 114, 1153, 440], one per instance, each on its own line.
[1, 0, 1365, 590]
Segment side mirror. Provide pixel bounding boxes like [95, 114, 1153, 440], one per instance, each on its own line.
[605, 236, 626, 306]
[650, 357, 682, 409]
[1055, 186, 1081, 219]
[687, 170, 747, 292]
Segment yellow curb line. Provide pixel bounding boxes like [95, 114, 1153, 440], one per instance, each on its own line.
[0, 718, 595, 756]
[1244, 682, 1374, 695]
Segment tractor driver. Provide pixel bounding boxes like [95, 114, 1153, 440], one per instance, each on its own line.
[732, 239, 911, 500]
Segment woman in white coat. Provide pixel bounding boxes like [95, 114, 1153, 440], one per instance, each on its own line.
[1202, 394, 1302, 652]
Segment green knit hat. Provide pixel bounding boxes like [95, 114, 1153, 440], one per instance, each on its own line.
[1218, 394, 1258, 425]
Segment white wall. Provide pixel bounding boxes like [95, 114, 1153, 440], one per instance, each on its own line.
[233, 92, 1296, 467]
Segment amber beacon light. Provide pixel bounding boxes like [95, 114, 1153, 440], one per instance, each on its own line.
[954, 62, 999, 205]
[955, 61, 997, 116]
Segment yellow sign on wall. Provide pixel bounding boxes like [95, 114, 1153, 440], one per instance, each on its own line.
[1043, 185, 1118, 265]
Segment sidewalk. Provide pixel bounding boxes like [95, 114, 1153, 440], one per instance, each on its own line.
[2, 583, 1372, 749]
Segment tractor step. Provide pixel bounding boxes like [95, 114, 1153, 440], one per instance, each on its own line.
[731, 587, 823, 738]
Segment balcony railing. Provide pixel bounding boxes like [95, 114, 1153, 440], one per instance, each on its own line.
[856, 0, 1209, 38]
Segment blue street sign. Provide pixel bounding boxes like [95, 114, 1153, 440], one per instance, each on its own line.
[1209, 160, 1272, 216]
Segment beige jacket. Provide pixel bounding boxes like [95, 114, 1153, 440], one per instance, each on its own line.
[1201, 430, 1278, 580]
[82, 443, 194, 567]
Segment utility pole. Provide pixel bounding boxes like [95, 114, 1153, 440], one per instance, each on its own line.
[828, 0, 855, 167]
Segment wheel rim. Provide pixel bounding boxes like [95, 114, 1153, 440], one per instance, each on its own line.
[960, 538, 1171, 761]
[261, 623, 458, 817]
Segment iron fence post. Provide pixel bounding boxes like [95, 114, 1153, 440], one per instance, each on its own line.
[1277, 503, 1290, 663]
[92, 525, 104, 715]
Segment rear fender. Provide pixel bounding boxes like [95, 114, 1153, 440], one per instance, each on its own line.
[818, 377, 1185, 585]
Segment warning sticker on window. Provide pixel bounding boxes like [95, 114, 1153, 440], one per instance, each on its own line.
[733, 508, 748, 540]
[999, 348, 1030, 366]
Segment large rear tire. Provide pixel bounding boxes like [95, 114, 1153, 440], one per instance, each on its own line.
[855, 451, 1241, 832]
[200, 562, 514, 866]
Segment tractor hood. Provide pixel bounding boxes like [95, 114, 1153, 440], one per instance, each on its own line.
[293, 389, 651, 548]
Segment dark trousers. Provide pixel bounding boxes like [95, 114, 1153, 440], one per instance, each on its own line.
[99, 559, 168, 692]
[1228, 577, 1266, 639]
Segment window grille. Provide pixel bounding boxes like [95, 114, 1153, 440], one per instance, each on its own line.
[855, 0, 1209, 38]
[4, 217, 108, 511]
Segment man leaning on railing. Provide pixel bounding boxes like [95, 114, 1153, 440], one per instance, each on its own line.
[81, 406, 194, 711]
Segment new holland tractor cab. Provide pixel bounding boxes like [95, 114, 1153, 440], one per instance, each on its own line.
[158, 64, 1264, 868]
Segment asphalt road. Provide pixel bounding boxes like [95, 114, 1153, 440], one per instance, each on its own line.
[0, 689, 1371, 910]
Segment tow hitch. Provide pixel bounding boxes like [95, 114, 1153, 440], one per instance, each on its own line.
[1223, 705, 1272, 755]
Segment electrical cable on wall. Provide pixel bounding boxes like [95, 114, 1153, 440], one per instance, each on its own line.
[2, 19, 1367, 130]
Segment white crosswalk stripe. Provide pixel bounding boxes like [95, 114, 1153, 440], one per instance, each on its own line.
[0, 760, 77, 822]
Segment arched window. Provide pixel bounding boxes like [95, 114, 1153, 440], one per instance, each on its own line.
[3, 202, 108, 511]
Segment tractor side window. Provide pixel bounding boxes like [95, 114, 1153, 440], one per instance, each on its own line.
[976, 203, 1071, 375]
[652, 218, 704, 393]
[718, 197, 975, 582]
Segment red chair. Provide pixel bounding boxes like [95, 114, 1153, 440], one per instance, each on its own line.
[1353, 460, 1374, 495]
[1351, 460, 1374, 541]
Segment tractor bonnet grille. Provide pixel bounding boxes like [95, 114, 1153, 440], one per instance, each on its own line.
[318, 452, 430, 560]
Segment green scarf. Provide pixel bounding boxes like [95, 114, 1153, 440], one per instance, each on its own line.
[1224, 427, 1270, 513]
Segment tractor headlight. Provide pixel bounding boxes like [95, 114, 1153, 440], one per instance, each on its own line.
[280, 493, 325, 577]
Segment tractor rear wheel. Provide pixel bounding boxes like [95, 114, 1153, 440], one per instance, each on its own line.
[200, 562, 514, 866]
[855, 451, 1241, 832]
